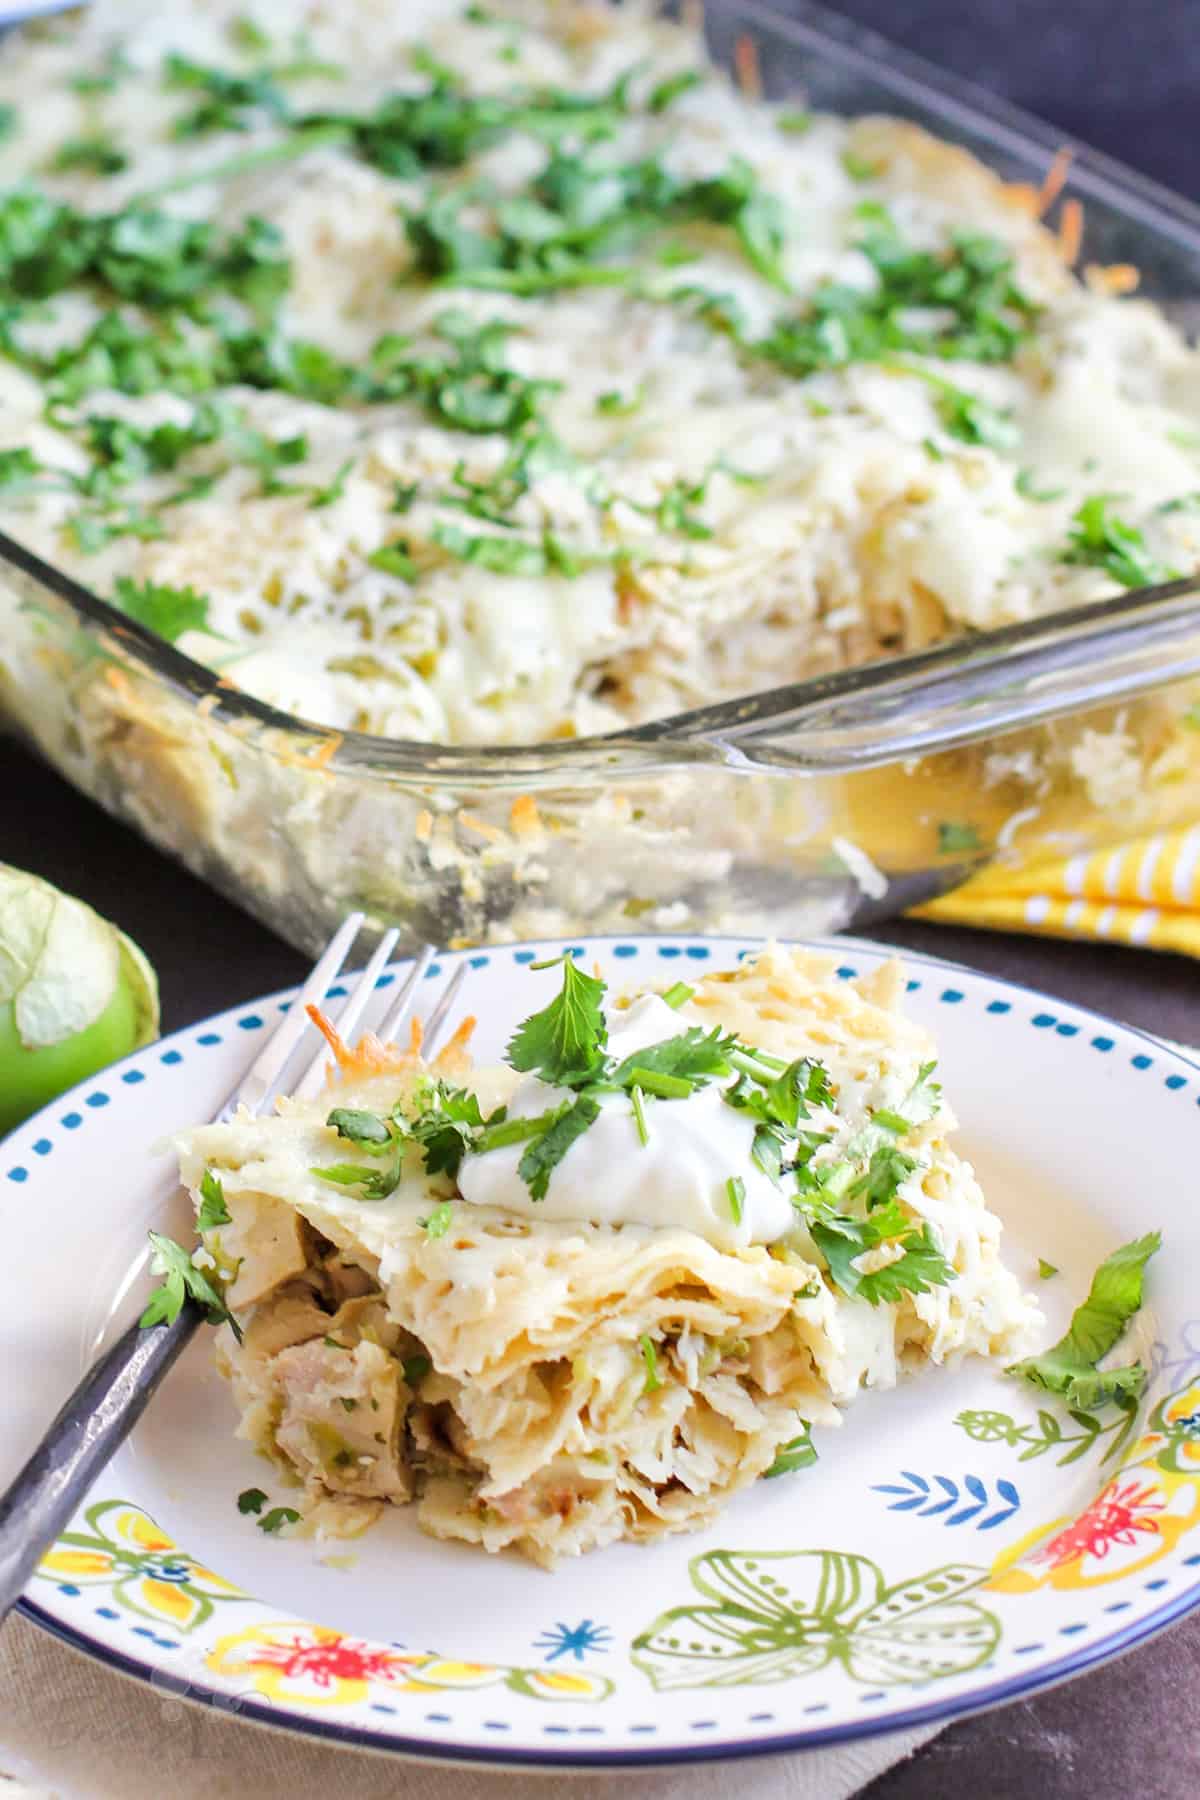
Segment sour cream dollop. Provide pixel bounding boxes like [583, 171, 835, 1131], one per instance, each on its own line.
[456, 994, 801, 1251]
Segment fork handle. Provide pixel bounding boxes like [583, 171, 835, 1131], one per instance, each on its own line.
[0, 1304, 201, 1621]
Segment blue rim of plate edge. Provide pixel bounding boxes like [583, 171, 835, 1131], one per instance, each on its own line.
[8, 930, 1200, 1769]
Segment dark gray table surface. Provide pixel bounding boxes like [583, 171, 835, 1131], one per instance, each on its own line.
[6, 1, 1200, 1790]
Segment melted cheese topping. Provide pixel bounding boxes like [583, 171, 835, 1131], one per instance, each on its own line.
[1, 0, 1198, 747]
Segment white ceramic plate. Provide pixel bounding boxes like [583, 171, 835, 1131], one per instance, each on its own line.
[5, 934, 1200, 1771]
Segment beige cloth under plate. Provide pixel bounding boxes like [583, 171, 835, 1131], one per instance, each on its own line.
[0, 1610, 935, 1800]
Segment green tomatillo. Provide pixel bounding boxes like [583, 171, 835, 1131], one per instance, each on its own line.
[0, 864, 160, 1135]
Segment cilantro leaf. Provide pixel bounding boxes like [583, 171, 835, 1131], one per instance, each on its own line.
[517, 1093, 601, 1199]
[49, 134, 129, 176]
[140, 1230, 237, 1334]
[311, 1152, 405, 1199]
[1038, 1258, 1059, 1280]
[164, 52, 290, 139]
[197, 1168, 231, 1230]
[609, 1025, 736, 1093]
[237, 1486, 268, 1514]
[760, 226, 1038, 376]
[368, 542, 418, 581]
[761, 1057, 835, 1130]
[1007, 1232, 1161, 1407]
[326, 1107, 393, 1149]
[938, 821, 982, 855]
[1015, 466, 1066, 502]
[1062, 497, 1175, 589]
[805, 1198, 953, 1306]
[764, 1425, 817, 1477]
[308, 456, 354, 509]
[112, 577, 211, 643]
[856, 1223, 955, 1304]
[934, 382, 1020, 452]
[648, 70, 703, 112]
[258, 1506, 301, 1534]
[846, 1144, 917, 1210]
[895, 1061, 942, 1130]
[507, 956, 608, 1087]
[0, 447, 48, 496]
[409, 1083, 486, 1178]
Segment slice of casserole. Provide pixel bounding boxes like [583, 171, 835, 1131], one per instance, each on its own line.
[174, 946, 1039, 1566]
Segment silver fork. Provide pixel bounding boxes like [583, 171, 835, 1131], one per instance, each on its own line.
[0, 917, 467, 1621]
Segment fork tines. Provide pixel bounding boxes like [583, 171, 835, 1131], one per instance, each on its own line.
[221, 922, 453, 1124]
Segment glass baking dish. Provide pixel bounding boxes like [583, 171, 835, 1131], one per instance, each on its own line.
[4, 0, 1200, 958]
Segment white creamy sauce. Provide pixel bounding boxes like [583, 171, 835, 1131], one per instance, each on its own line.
[456, 995, 801, 1251]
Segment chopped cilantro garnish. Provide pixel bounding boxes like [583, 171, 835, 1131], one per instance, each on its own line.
[308, 456, 354, 508]
[764, 1425, 817, 1476]
[111, 577, 212, 644]
[808, 1208, 955, 1305]
[402, 1353, 431, 1385]
[661, 981, 694, 1009]
[595, 384, 645, 416]
[49, 134, 129, 177]
[367, 542, 418, 581]
[237, 1486, 268, 1514]
[727, 1174, 745, 1225]
[327, 1107, 393, 1148]
[258, 1506, 301, 1534]
[627, 1066, 691, 1099]
[639, 1333, 662, 1393]
[630, 1083, 649, 1146]
[405, 145, 791, 293]
[409, 1083, 486, 1178]
[230, 15, 272, 53]
[71, 49, 134, 96]
[761, 227, 1038, 376]
[845, 1144, 917, 1209]
[197, 1168, 231, 1230]
[934, 382, 1020, 452]
[1015, 467, 1066, 502]
[0, 447, 48, 496]
[163, 52, 290, 139]
[938, 821, 983, 855]
[1008, 1233, 1160, 1407]
[648, 70, 703, 113]
[507, 955, 608, 1087]
[140, 1231, 239, 1336]
[612, 1027, 738, 1097]
[1038, 1258, 1059, 1280]
[1062, 497, 1175, 589]
[517, 1094, 601, 1200]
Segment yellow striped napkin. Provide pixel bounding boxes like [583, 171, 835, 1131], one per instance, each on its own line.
[914, 824, 1200, 955]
